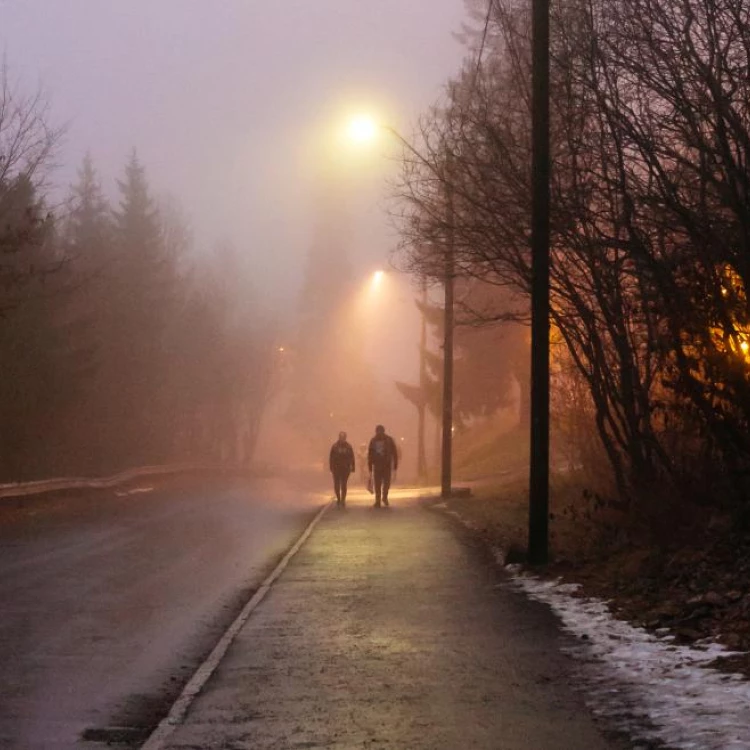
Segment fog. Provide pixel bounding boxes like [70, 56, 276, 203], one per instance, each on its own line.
[1, 1, 465, 299]
[0, 1, 468, 482]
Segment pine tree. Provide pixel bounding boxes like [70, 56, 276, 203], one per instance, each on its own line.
[67, 154, 111, 265]
[106, 151, 177, 464]
[0, 177, 71, 478]
[287, 192, 379, 448]
[113, 151, 171, 302]
[50, 155, 119, 473]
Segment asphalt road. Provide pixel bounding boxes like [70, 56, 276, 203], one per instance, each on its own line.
[0, 474, 323, 750]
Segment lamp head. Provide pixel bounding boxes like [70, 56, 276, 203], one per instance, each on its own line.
[346, 114, 377, 145]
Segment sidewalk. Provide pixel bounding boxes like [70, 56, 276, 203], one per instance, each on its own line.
[153, 488, 623, 750]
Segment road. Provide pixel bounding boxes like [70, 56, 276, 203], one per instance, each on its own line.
[0, 473, 323, 750]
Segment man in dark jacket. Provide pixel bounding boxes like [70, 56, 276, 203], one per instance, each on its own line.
[367, 424, 398, 508]
[329, 431, 355, 507]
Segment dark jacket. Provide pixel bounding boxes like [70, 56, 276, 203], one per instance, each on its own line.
[367, 433, 398, 472]
[330, 440, 355, 474]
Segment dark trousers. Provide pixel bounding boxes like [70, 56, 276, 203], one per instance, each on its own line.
[332, 470, 351, 503]
[373, 466, 392, 505]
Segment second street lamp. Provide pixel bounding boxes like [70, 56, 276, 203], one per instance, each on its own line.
[441, 150, 455, 500]
[345, 115, 457, 494]
[416, 278, 428, 483]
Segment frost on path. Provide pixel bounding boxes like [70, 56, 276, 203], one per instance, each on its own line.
[509, 570, 750, 750]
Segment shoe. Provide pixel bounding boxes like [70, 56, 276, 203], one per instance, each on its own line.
[383, 498, 389, 507]
[373, 502, 381, 508]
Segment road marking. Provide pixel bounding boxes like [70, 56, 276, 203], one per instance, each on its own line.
[140, 501, 332, 750]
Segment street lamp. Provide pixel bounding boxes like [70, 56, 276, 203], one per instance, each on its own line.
[347, 114, 378, 144]
[440, 150, 455, 500]
[345, 115, 456, 495]
[416, 278, 428, 483]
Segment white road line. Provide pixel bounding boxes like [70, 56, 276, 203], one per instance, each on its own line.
[140, 501, 332, 750]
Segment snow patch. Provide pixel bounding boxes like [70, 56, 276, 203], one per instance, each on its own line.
[511, 572, 750, 750]
[442, 505, 750, 748]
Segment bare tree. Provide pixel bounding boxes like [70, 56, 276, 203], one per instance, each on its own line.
[0, 64, 62, 316]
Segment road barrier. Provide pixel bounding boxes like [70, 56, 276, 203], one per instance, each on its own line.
[0, 464, 215, 500]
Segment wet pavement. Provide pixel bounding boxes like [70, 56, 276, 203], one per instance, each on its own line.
[0, 476, 319, 750]
[152, 488, 625, 750]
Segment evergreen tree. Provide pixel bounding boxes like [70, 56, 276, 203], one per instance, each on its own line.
[0, 174, 55, 316]
[396, 283, 523, 432]
[66, 154, 111, 266]
[53, 155, 118, 472]
[106, 152, 177, 464]
[0, 178, 70, 478]
[287, 190, 379, 448]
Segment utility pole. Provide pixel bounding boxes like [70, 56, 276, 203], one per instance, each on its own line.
[417, 279, 428, 483]
[528, 0, 551, 564]
[441, 152, 455, 500]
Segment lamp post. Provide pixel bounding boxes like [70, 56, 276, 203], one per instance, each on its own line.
[441, 150, 455, 500]
[528, 0, 551, 564]
[382, 124, 455, 497]
[416, 278, 428, 483]
[343, 116, 457, 495]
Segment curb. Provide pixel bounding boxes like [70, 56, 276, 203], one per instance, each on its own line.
[140, 500, 333, 750]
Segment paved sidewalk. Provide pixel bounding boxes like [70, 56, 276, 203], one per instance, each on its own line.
[155, 489, 622, 750]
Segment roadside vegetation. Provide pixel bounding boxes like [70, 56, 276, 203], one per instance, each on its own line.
[0, 67, 275, 481]
[396, 0, 750, 665]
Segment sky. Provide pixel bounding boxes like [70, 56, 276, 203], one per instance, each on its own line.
[0, 1, 471, 467]
[0, 0, 468, 307]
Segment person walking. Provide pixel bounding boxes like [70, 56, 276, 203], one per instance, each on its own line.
[367, 424, 398, 508]
[329, 431, 355, 507]
[357, 443, 368, 484]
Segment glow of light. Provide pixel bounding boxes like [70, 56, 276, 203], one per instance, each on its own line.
[278, 346, 285, 352]
[741, 341, 749, 355]
[347, 114, 377, 144]
[371, 270, 385, 288]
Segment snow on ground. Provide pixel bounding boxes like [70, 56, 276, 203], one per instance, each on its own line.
[508, 568, 750, 750]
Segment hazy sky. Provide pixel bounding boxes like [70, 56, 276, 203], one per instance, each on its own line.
[0, 1, 468, 306]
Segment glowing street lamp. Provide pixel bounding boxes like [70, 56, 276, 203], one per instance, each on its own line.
[345, 114, 454, 494]
[346, 114, 378, 145]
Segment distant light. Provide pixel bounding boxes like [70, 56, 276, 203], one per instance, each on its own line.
[372, 270, 385, 287]
[347, 114, 377, 144]
[278, 346, 285, 352]
[741, 341, 749, 355]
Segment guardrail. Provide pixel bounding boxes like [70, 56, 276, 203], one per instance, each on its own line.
[0, 463, 211, 500]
